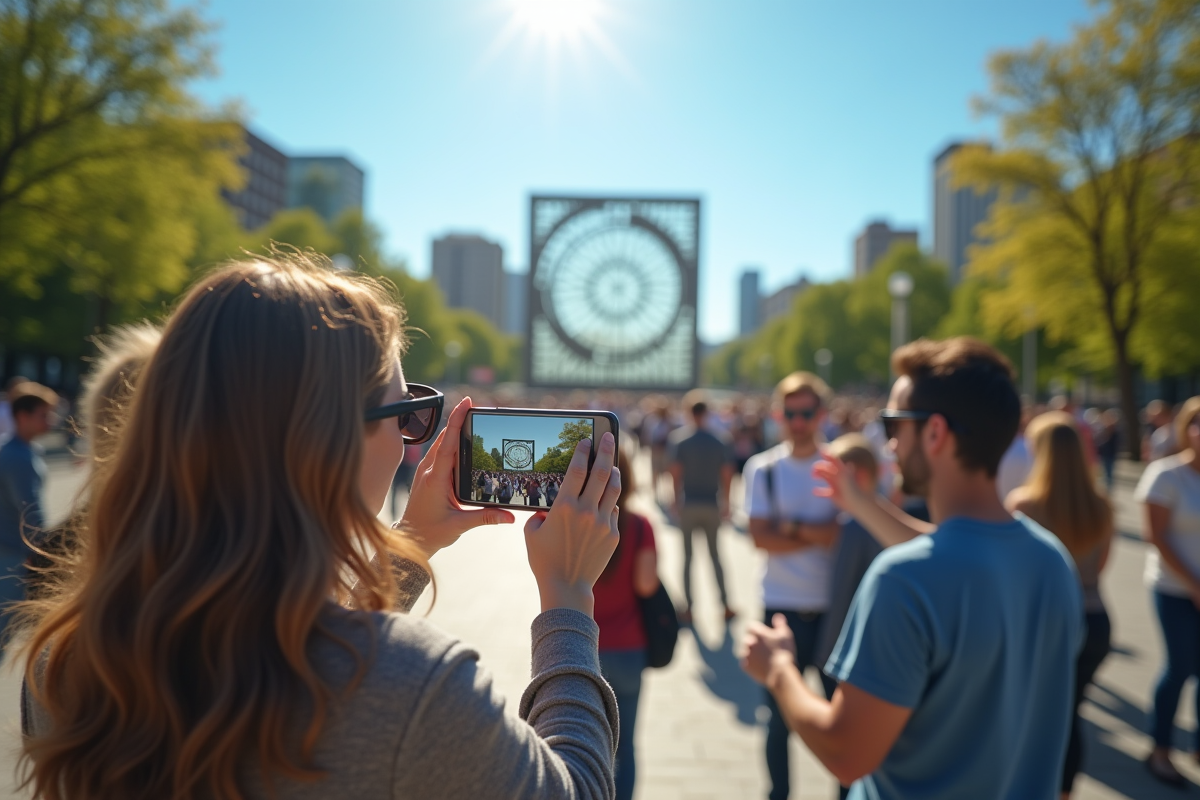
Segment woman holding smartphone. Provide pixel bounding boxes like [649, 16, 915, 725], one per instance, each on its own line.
[19, 254, 621, 800]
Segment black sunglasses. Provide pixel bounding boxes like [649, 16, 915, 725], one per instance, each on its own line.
[879, 408, 964, 439]
[783, 407, 819, 421]
[364, 383, 444, 445]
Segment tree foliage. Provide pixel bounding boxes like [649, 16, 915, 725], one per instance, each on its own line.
[707, 245, 950, 389]
[472, 434, 498, 471]
[0, 0, 243, 356]
[953, 0, 1200, 454]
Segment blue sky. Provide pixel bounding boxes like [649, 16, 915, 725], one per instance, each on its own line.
[471, 413, 592, 466]
[191, 0, 1092, 342]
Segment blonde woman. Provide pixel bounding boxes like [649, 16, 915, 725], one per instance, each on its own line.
[1005, 411, 1113, 800]
[19, 254, 621, 800]
[1136, 395, 1200, 786]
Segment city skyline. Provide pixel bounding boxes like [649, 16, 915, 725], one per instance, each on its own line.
[191, 0, 1092, 342]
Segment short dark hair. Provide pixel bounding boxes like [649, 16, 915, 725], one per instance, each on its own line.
[891, 337, 1019, 477]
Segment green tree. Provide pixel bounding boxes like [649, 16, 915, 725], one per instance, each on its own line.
[472, 434, 498, 471]
[490, 447, 502, 466]
[534, 446, 567, 473]
[249, 208, 338, 256]
[845, 245, 951, 382]
[953, 0, 1200, 455]
[533, 420, 594, 473]
[706, 245, 950, 390]
[0, 0, 242, 318]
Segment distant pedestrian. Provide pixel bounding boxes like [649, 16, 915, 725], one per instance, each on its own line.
[0, 381, 57, 647]
[594, 447, 661, 800]
[812, 434, 883, 675]
[747, 338, 1082, 800]
[995, 406, 1034, 501]
[1095, 409, 1120, 494]
[743, 371, 840, 800]
[25, 324, 162, 601]
[668, 391, 735, 625]
[1007, 411, 1114, 799]
[1137, 395, 1200, 787]
[1144, 400, 1178, 462]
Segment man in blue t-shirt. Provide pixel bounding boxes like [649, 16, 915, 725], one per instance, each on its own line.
[741, 337, 1082, 800]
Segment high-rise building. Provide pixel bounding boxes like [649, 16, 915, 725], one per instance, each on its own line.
[854, 220, 918, 278]
[223, 127, 288, 230]
[934, 142, 997, 284]
[739, 269, 762, 336]
[504, 270, 528, 335]
[762, 275, 811, 323]
[287, 155, 365, 223]
[432, 234, 506, 330]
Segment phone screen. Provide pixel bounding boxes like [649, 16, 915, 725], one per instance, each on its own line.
[462, 412, 596, 508]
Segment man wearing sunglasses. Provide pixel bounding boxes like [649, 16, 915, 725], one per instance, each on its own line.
[742, 371, 841, 800]
[742, 338, 1082, 800]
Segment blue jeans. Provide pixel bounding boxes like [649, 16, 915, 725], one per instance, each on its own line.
[1151, 591, 1200, 748]
[763, 609, 838, 800]
[600, 648, 646, 800]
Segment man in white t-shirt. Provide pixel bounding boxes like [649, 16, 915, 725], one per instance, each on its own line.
[743, 371, 840, 800]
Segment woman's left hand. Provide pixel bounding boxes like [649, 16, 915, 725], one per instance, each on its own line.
[396, 397, 516, 557]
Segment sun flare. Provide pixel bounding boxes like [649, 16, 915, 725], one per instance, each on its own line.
[510, 0, 603, 41]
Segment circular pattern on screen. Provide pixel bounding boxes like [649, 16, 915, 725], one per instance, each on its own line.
[503, 440, 534, 470]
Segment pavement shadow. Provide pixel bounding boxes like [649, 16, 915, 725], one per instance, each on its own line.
[1079, 715, 1199, 797]
[690, 623, 764, 727]
[1089, 679, 1193, 749]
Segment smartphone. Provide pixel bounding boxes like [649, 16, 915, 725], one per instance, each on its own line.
[458, 408, 620, 509]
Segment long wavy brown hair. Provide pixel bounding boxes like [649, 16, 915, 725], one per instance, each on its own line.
[20, 252, 429, 799]
[1022, 411, 1113, 557]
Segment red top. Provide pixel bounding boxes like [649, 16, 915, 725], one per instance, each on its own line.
[593, 513, 657, 651]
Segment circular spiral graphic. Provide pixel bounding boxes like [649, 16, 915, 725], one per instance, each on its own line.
[503, 440, 534, 470]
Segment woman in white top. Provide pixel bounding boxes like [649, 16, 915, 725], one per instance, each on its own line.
[1137, 395, 1200, 785]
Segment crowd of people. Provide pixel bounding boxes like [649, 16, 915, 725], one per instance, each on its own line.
[470, 469, 564, 506]
[0, 252, 1197, 799]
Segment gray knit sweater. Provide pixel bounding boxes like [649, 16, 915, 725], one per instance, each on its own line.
[24, 562, 619, 799]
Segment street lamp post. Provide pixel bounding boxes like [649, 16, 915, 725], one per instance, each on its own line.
[815, 348, 833, 385]
[887, 271, 914, 378]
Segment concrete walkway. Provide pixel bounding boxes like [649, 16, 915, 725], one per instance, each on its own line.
[0, 456, 1196, 799]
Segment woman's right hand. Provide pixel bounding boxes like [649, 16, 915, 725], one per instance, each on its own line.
[524, 432, 621, 616]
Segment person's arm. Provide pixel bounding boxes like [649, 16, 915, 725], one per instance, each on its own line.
[668, 461, 684, 512]
[766, 660, 911, 785]
[1147, 502, 1200, 605]
[393, 609, 618, 799]
[749, 517, 811, 553]
[633, 548, 659, 598]
[744, 565, 927, 786]
[813, 455, 932, 547]
[795, 519, 840, 548]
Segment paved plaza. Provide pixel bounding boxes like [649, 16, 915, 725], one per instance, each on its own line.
[0, 453, 1196, 798]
